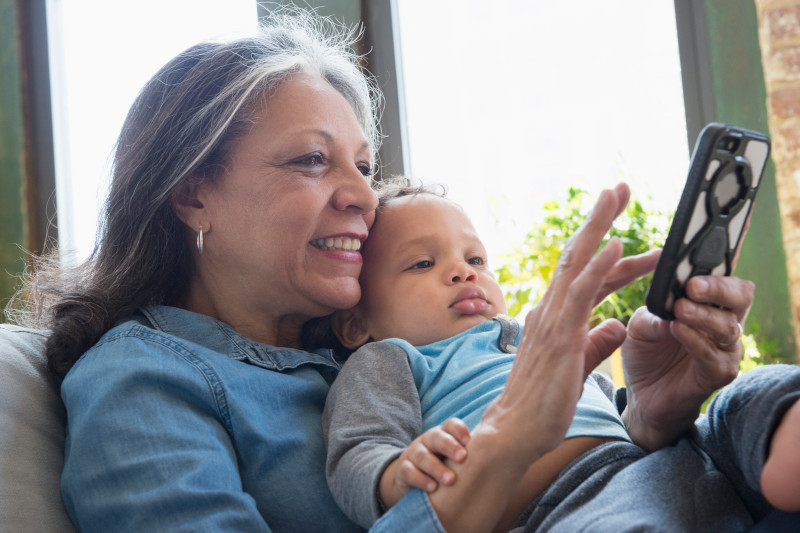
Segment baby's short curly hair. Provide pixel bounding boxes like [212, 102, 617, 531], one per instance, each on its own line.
[373, 176, 449, 208]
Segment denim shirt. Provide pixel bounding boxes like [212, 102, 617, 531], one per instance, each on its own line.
[60, 305, 444, 532]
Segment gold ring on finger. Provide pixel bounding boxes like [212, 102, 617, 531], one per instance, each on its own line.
[717, 322, 744, 348]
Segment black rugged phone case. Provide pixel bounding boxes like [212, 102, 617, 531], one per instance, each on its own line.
[645, 123, 770, 320]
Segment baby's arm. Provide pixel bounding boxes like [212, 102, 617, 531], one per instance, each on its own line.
[323, 342, 465, 528]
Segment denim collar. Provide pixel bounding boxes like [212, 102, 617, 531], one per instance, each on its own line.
[137, 305, 341, 373]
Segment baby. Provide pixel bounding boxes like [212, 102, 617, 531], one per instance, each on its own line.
[321, 177, 800, 531]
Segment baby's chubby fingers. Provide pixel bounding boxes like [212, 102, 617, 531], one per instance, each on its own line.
[440, 417, 471, 453]
[420, 419, 469, 464]
[397, 445, 452, 491]
[404, 420, 470, 488]
[395, 457, 443, 493]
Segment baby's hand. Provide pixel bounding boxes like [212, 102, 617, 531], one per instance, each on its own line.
[378, 418, 470, 509]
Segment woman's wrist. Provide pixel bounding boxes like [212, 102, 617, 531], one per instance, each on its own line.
[428, 421, 535, 533]
[622, 401, 699, 452]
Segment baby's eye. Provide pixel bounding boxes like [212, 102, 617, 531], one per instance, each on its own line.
[410, 260, 433, 270]
[468, 257, 484, 266]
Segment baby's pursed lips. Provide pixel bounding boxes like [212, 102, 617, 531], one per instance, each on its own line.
[450, 286, 487, 306]
[311, 236, 362, 251]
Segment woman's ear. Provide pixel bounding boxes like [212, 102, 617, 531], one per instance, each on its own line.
[331, 309, 371, 350]
[172, 178, 208, 231]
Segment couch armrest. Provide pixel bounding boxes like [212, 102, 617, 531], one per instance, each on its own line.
[0, 324, 77, 532]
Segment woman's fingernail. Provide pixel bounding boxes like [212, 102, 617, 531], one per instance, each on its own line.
[694, 278, 709, 294]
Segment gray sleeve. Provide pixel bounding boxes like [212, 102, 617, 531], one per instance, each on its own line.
[322, 342, 423, 529]
[591, 371, 628, 414]
[589, 371, 615, 401]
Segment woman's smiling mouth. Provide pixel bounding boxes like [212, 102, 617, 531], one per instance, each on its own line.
[311, 236, 363, 251]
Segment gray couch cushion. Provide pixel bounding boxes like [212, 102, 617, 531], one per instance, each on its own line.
[0, 324, 76, 532]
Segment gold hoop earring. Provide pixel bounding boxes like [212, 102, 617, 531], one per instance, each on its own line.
[196, 226, 204, 256]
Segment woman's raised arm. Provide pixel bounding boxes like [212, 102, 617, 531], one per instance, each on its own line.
[422, 184, 645, 532]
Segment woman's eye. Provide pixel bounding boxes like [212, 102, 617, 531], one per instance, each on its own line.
[357, 162, 373, 177]
[468, 257, 484, 266]
[292, 153, 325, 167]
[410, 260, 433, 270]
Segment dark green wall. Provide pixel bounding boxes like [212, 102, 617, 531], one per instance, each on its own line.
[0, 0, 27, 310]
[703, 0, 797, 360]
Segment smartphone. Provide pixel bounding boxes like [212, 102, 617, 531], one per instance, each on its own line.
[645, 122, 771, 320]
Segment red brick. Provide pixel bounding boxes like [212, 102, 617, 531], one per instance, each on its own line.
[761, 5, 800, 43]
[768, 85, 800, 118]
[766, 46, 800, 83]
[772, 123, 800, 163]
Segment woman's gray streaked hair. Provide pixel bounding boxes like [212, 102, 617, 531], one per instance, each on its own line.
[8, 9, 383, 379]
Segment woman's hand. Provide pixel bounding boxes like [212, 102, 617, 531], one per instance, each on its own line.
[482, 183, 642, 459]
[378, 418, 470, 509]
[621, 275, 754, 451]
[426, 183, 652, 533]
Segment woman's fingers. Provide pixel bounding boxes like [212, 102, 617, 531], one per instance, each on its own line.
[585, 318, 627, 372]
[595, 249, 661, 305]
[491, 185, 632, 456]
[684, 275, 755, 322]
[664, 276, 755, 390]
[673, 275, 754, 355]
[563, 237, 625, 328]
[673, 299, 743, 348]
[546, 185, 630, 301]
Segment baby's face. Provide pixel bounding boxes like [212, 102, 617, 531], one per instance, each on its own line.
[358, 194, 507, 346]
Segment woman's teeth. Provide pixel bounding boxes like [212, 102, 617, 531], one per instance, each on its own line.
[312, 237, 362, 251]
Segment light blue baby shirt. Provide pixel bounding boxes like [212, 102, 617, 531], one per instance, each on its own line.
[385, 317, 631, 442]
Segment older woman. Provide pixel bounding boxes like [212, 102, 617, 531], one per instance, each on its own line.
[17, 9, 798, 533]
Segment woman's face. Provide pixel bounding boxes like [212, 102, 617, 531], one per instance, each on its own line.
[191, 72, 377, 337]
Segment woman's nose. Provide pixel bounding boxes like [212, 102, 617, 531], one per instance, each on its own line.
[332, 167, 378, 214]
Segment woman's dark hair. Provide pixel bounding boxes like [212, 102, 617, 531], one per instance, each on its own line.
[8, 10, 382, 380]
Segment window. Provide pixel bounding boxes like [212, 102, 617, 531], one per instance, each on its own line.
[396, 0, 689, 266]
[47, 1, 687, 267]
[46, 0, 258, 260]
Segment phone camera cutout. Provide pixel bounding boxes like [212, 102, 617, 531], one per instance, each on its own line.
[717, 136, 741, 153]
[713, 165, 747, 214]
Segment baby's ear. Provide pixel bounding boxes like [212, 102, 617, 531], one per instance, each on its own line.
[331, 309, 371, 350]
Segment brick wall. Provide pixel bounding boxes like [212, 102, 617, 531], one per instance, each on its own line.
[755, 0, 800, 350]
